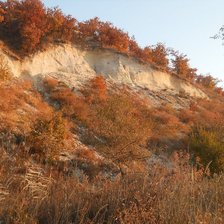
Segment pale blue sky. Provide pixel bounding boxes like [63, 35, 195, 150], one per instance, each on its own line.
[43, 0, 224, 83]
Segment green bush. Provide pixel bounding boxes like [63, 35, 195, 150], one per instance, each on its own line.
[190, 127, 224, 173]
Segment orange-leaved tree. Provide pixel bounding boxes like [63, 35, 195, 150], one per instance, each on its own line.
[46, 7, 77, 43]
[0, 5, 5, 22]
[151, 43, 169, 71]
[196, 74, 220, 89]
[129, 38, 142, 57]
[0, 0, 47, 53]
[171, 51, 197, 81]
[78, 17, 102, 43]
[0, 0, 77, 54]
[99, 21, 130, 52]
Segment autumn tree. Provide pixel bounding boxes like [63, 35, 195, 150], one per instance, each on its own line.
[78, 17, 101, 43]
[20, 0, 47, 53]
[78, 18, 130, 52]
[99, 22, 130, 52]
[196, 74, 220, 89]
[213, 25, 224, 42]
[0, 0, 77, 54]
[215, 87, 224, 96]
[171, 52, 197, 80]
[129, 38, 140, 55]
[0, 0, 47, 53]
[0, 0, 21, 48]
[141, 46, 153, 63]
[46, 7, 77, 43]
[151, 43, 169, 71]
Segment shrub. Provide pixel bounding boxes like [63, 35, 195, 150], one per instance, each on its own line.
[81, 75, 107, 103]
[83, 90, 153, 163]
[27, 112, 67, 161]
[0, 55, 11, 81]
[0, 79, 53, 134]
[43, 77, 59, 92]
[178, 109, 195, 124]
[190, 126, 224, 173]
[43, 77, 89, 121]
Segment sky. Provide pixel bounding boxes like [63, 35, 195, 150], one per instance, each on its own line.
[43, 0, 224, 84]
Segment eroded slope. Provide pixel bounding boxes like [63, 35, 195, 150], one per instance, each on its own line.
[0, 44, 207, 100]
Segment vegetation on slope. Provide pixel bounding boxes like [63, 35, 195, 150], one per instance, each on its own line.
[43, 76, 187, 165]
[42, 76, 224, 174]
[0, 60, 224, 222]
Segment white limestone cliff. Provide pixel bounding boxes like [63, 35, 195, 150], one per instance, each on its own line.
[0, 44, 207, 98]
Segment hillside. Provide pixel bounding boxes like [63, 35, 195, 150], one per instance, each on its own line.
[0, 0, 224, 223]
[0, 42, 224, 223]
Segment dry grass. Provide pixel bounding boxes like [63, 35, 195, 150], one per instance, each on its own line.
[0, 55, 12, 82]
[0, 146, 224, 223]
[0, 79, 53, 134]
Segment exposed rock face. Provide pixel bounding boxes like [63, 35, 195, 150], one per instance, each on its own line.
[85, 50, 206, 98]
[0, 44, 207, 98]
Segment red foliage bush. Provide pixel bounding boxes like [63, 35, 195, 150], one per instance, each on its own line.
[78, 17, 101, 42]
[178, 109, 195, 124]
[0, 0, 76, 55]
[81, 75, 107, 103]
[43, 77, 89, 121]
[78, 17, 130, 52]
[0, 5, 5, 22]
[99, 22, 130, 52]
[128, 38, 142, 58]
